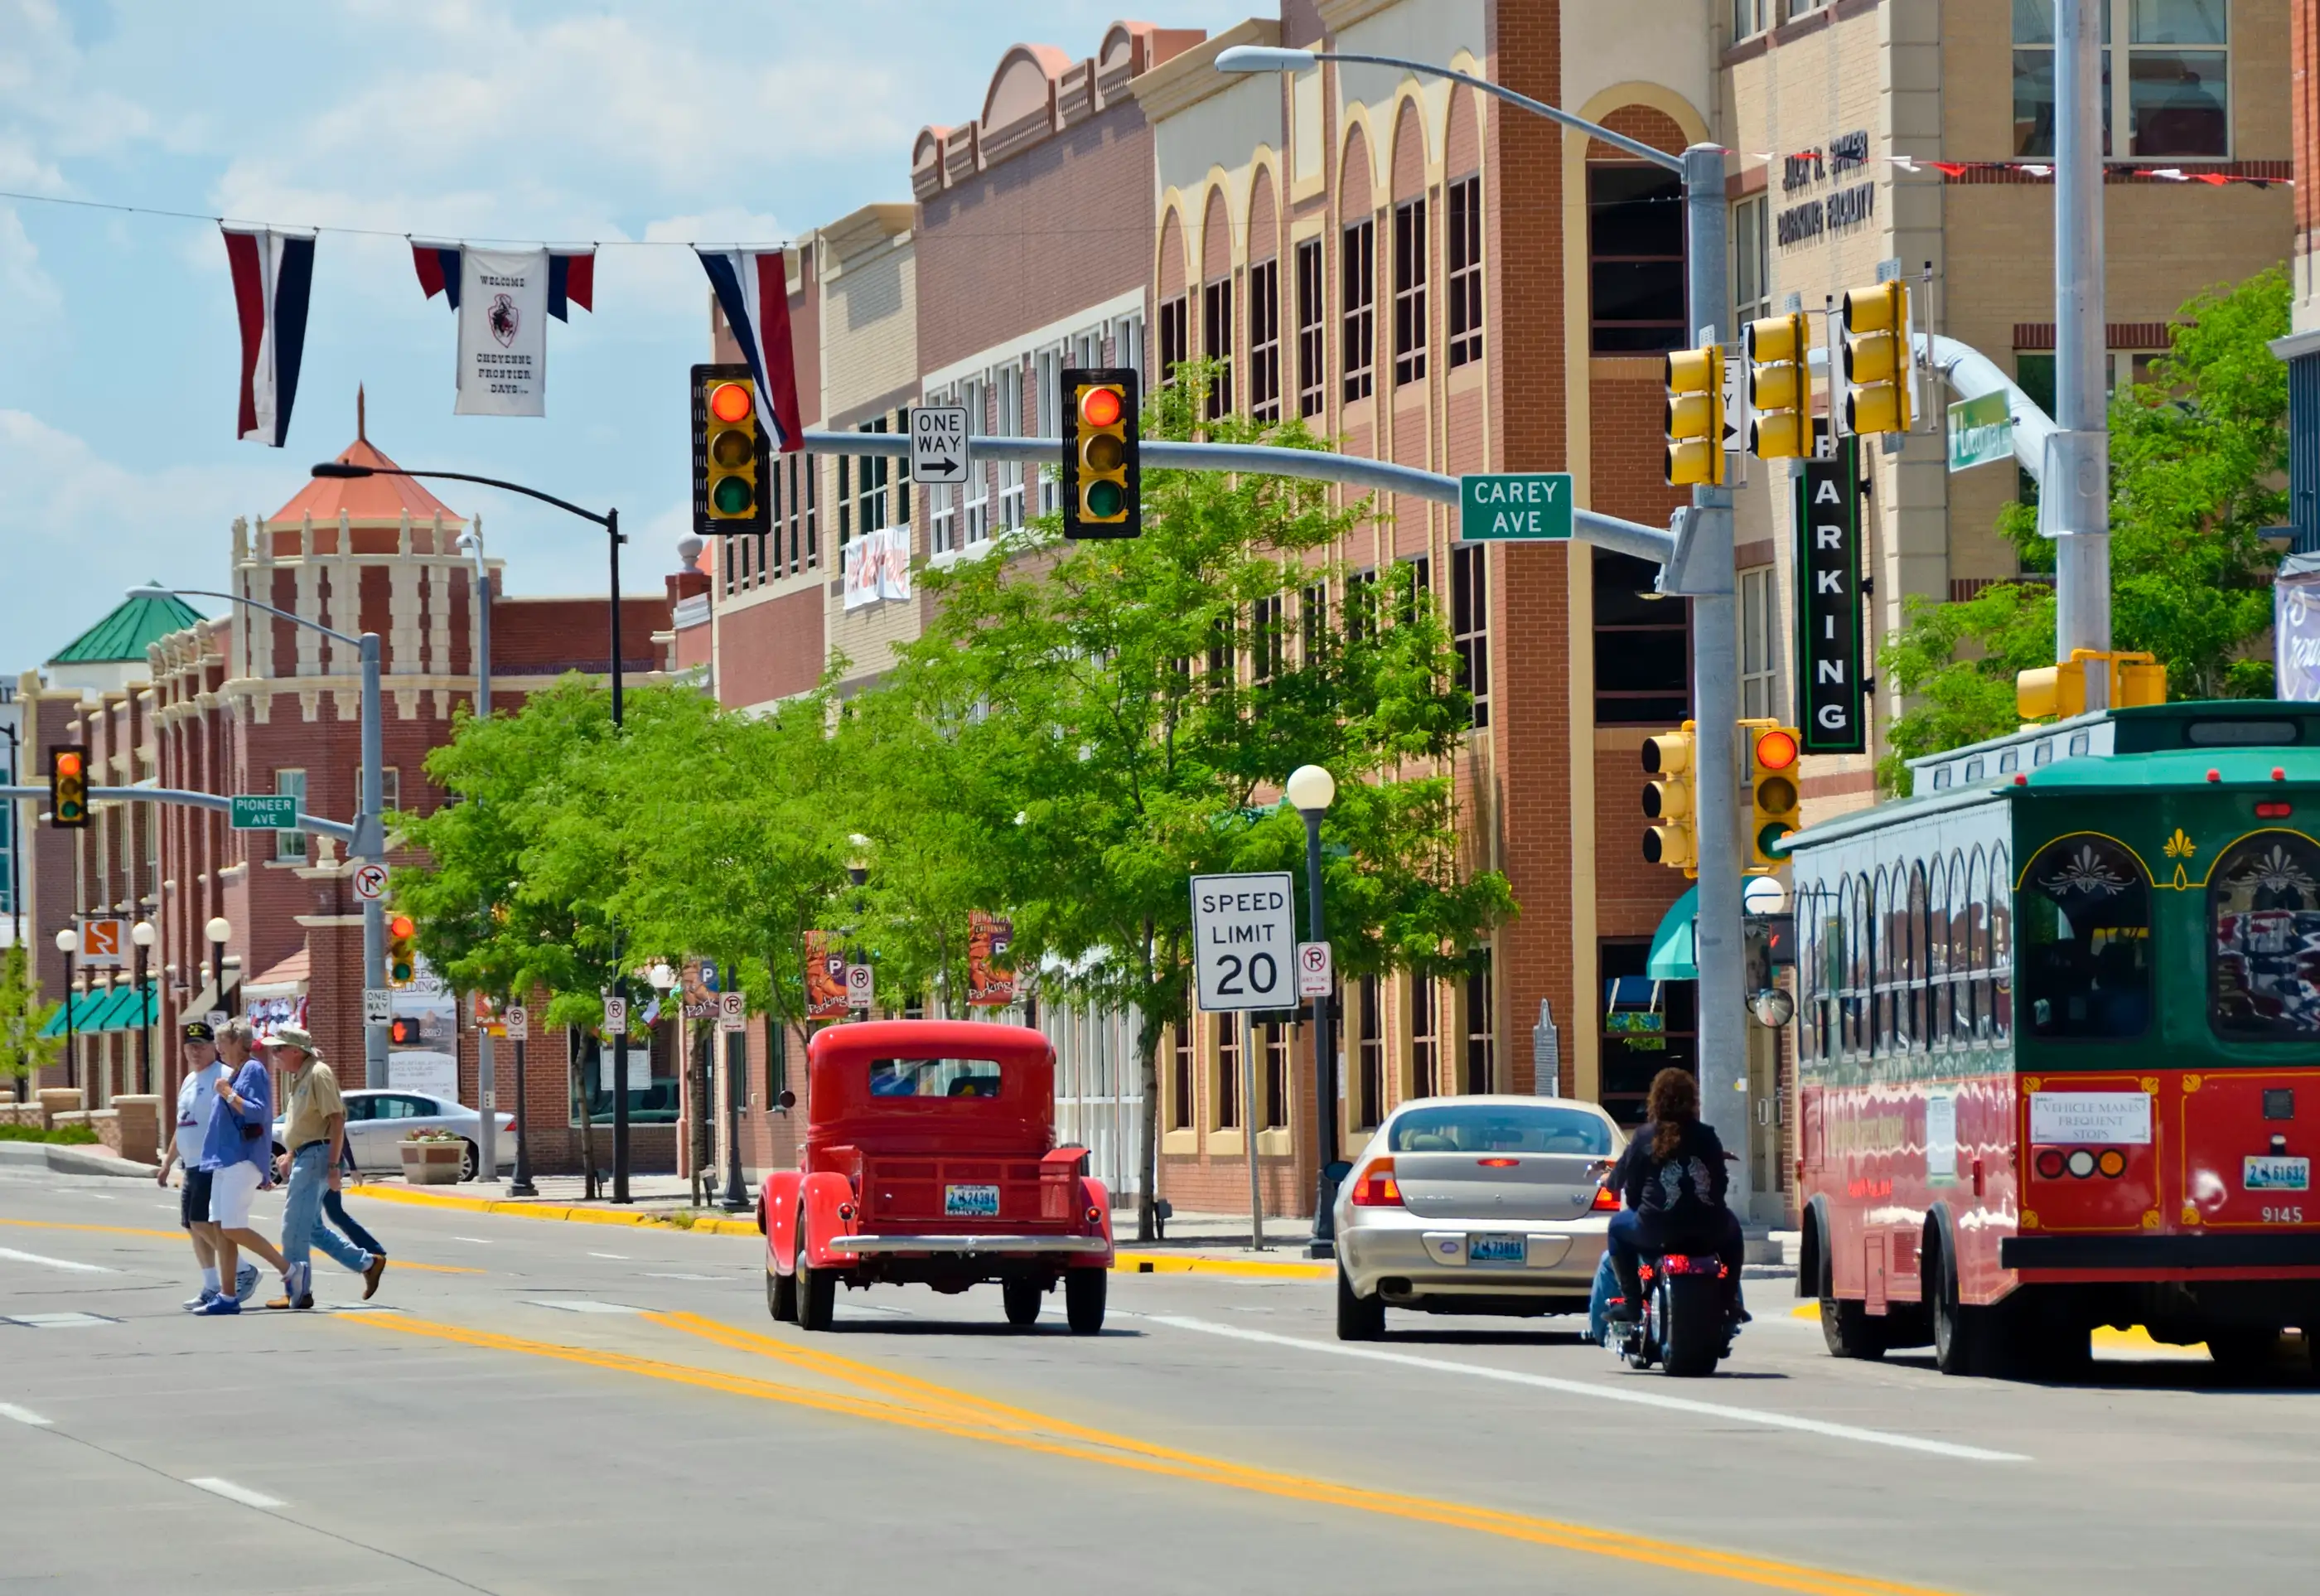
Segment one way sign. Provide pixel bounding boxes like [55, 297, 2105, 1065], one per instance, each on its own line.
[911, 404, 968, 482]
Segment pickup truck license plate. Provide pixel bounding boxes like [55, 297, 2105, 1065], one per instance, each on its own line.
[2245, 1156, 2311, 1192]
[1468, 1233, 1525, 1265]
[944, 1183, 1001, 1218]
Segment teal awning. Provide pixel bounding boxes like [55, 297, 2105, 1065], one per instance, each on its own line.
[90, 985, 157, 1033]
[1646, 885, 1698, 981]
[36, 989, 111, 1039]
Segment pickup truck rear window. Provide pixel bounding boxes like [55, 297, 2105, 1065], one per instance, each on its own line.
[869, 1058, 1004, 1099]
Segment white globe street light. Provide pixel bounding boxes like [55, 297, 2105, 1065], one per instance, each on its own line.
[1284, 764, 1337, 814]
[54, 928, 77, 955]
[131, 920, 157, 948]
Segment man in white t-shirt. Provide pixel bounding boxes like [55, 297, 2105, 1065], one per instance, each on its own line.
[156, 1021, 255, 1310]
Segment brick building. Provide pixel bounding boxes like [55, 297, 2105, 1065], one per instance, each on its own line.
[2279, 0, 2318, 553]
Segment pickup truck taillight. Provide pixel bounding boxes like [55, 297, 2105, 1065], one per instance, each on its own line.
[1349, 1158, 1402, 1207]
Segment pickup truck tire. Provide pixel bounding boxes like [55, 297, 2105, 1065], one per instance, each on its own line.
[1064, 1267, 1106, 1335]
[795, 1216, 837, 1332]
[1002, 1280, 1044, 1326]
[766, 1266, 796, 1323]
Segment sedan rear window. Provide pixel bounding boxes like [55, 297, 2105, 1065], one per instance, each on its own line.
[1388, 1105, 1612, 1155]
[869, 1058, 1004, 1099]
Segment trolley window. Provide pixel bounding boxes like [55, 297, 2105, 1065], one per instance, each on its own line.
[2210, 833, 2320, 1040]
[2019, 835, 2151, 1040]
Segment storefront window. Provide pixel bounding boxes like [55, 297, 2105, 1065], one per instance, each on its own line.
[2014, 1, 2227, 159]
[2210, 832, 2320, 1039]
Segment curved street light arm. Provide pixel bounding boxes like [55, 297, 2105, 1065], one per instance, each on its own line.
[135, 584, 362, 648]
[312, 463, 612, 530]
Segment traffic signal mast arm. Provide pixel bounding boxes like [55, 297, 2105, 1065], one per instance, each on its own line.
[0, 784, 360, 844]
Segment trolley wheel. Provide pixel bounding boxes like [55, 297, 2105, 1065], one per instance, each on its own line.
[1820, 1296, 1888, 1361]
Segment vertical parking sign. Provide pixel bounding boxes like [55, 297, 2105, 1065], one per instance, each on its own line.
[1795, 436, 1865, 754]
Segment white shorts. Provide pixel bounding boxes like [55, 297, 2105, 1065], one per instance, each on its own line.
[210, 1162, 263, 1231]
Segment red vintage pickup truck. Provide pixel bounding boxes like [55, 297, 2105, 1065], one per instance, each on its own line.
[758, 1020, 1114, 1333]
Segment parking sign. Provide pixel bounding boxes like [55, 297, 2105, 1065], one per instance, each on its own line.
[1295, 941, 1333, 998]
[717, 990, 746, 1033]
[1189, 873, 1298, 1011]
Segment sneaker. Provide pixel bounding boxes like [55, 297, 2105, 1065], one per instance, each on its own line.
[183, 1288, 220, 1312]
[192, 1295, 241, 1316]
[233, 1263, 260, 1303]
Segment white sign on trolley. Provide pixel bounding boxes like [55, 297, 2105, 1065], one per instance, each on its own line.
[1189, 872, 1298, 1012]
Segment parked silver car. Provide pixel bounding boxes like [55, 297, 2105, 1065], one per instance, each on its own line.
[1332, 1095, 1624, 1339]
[273, 1090, 516, 1181]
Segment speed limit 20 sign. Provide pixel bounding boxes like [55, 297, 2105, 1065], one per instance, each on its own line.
[1189, 872, 1298, 1012]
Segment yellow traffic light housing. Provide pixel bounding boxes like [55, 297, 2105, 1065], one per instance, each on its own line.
[1663, 346, 1725, 487]
[1641, 722, 1699, 876]
[692, 362, 770, 535]
[2017, 650, 2168, 720]
[386, 912, 418, 988]
[1745, 313, 1812, 461]
[1061, 366, 1140, 539]
[1840, 282, 1912, 437]
[1742, 720, 1802, 869]
[48, 745, 89, 830]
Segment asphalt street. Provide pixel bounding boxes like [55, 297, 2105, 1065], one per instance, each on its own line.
[4, 1165, 2317, 1595]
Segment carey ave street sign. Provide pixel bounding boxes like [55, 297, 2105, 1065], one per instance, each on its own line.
[229, 794, 298, 830]
[1190, 872, 1298, 1012]
[1946, 391, 2014, 473]
[1458, 472, 1573, 542]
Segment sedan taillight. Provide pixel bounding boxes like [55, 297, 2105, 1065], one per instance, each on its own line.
[1592, 1183, 1620, 1212]
[1349, 1158, 1403, 1207]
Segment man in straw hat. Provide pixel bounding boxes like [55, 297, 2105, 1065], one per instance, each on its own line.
[265, 1023, 385, 1309]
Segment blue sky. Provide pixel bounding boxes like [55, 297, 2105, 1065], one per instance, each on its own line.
[1, 0, 1251, 660]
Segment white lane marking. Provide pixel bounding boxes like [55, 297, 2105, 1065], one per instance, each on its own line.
[452, 1236, 495, 1245]
[641, 1272, 722, 1281]
[5, 1313, 120, 1328]
[588, 1252, 630, 1260]
[0, 1246, 117, 1274]
[187, 1477, 283, 1509]
[0, 1402, 52, 1426]
[1143, 1315, 2030, 1464]
[524, 1299, 642, 1314]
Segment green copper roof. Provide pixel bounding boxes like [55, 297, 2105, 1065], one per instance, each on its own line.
[47, 586, 205, 665]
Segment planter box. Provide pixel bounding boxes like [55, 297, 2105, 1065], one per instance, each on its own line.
[399, 1140, 465, 1185]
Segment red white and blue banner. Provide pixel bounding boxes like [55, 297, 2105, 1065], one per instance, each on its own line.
[411, 243, 595, 417]
[694, 248, 805, 452]
[220, 225, 315, 447]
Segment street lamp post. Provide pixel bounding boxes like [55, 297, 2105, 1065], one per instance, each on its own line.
[133, 585, 387, 1087]
[131, 920, 156, 1096]
[54, 928, 77, 1094]
[1284, 764, 1341, 1255]
[720, 986, 749, 1214]
[453, 527, 500, 1183]
[1218, 45, 1753, 1212]
[205, 916, 233, 1018]
[2, 722, 21, 948]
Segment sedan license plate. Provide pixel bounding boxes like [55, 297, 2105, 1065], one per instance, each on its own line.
[2245, 1156, 2311, 1192]
[944, 1183, 1001, 1218]
[1468, 1233, 1525, 1265]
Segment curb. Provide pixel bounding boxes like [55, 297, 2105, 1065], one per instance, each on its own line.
[0, 1140, 159, 1181]
[343, 1182, 1334, 1278]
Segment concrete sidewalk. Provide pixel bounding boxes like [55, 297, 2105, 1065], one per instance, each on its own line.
[0, 1139, 157, 1180]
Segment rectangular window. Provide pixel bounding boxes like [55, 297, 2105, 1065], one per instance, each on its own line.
[1202, 277, 1235, 418]
[1357, 973, 1384, 1129]
[800, 453, 819, 570]
[1446, 176, 1483, 369]
[1113, 312, 1145, 386]
[1392, 196, 1427, 386]
[1600, 941, 1698, 1129]
[1588, 164, 1687, 355]
[1341, 218, 1375, 402]
[837, 454, 852, 548]
[273, 767, 307, 862]
[1301, 582, 1327, 664]
[1296, 239, 1327, 417]
[1594, 549, 1691, 724]
[962, 378, 989, 544]
[926, 387, 959, 554]
[1410, 976, 1439, 1100]
[855, 417, 890, 534]
[1464, 956, 1495, 1095]
[2015, 2, 2227, 160]
[1169, 1007, 1193, 1131]
[1215, 1014, 1240, 1129]
[1397, 556, 1433, 627]
[1260, 1019, 1288, 1130]
[997, 365, 1024, 530]
[1451, 543, 1489, 730]
[1740, 565, 1777, 720]
[1158, 296, 1190, 386]
[1248, 257, 1281, 422]
[1732, 195, 1769, 332]
[1345, 568, 1377, 645]
[1250, 595, 1283, 682]
[1034, 350, 1062, 515]
[1733, 0, 1770, 36]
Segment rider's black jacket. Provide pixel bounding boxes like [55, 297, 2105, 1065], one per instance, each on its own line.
[1607, 1119, 1730, 1249]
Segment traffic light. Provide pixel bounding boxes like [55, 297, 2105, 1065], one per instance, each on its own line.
[389, 1017, 418, 1047]
[1061, 366, 1140, 539]
[2018, 650, 2168, 719]
[1744, 313, 1812, 460]
[1743, 722, 1802, 869]
[386, 912, 418, 988]
[1662, 345, 1724, 487]
[47, 745, 89, 830]
[1839, 282, 1912, 436]
[1641, 723, 1699, 876]
[691, 362, 770, 535]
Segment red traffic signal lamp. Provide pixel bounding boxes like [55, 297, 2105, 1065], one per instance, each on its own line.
[692, 362, 770, 534]
[1061, 366, 1139, 539]
[387, 911, 419, 987]
[48, 745, 89, 829]
[389, 1017, 418, 1046]
[1743, 721, 1802, 868]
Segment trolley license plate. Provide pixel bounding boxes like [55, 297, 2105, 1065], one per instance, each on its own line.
[2244, 1156, 2311, 1192]
[1468, 1233, 1525, 1265]
[944, 1183, 1001, 1218]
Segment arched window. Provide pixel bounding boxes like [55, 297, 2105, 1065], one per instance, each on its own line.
[1910, 859, 1933, 1052]
[2019, 834, 2148, 1039]
[1965, 847, 1991, 1041]
[1839, 873, 1864, 1057]
[1873, 866, 1897, 1055]
[1990, 844, 2013, 1042]
[1945, 849, 1971, 1043]
[2208, 831, 2320, 1039]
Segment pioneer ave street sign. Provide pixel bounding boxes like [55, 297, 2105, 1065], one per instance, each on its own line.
[1190, 872, 1298, 1012]
[1458, 472, 1573, 541]
[230, 794, 298, 830]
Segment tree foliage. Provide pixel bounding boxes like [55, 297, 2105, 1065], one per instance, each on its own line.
[1, 946, 62, 1099]
[1881, 267, 2289, 789]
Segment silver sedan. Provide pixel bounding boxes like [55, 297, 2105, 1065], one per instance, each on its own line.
[273, 1090, 516, 1180]
[1332, 1095, 1624, 1339]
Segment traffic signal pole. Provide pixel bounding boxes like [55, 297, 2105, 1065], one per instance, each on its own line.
[359, 632, 387, 1090]
[2050, 0, 2112, 684]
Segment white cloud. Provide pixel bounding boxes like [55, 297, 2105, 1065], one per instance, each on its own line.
[0, 206, 61, 327]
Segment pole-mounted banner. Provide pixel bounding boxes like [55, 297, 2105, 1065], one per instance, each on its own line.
[1795, 436, 1866, 754]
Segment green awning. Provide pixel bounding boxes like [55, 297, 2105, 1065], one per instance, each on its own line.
[90, 985, 157, 1033]
[36, 989, 111, 1039]
[1646, 885, 1699, 981]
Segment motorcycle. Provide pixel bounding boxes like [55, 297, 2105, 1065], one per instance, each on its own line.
[1608, 1250, 1736, 1377]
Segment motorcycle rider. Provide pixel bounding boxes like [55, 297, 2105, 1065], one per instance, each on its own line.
[1603, 1067, 1748, 1327]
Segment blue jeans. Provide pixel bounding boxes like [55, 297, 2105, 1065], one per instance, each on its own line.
[323, 1189, 384, 1258]
[1588, 1251, 1618, 1344]
[282, 1144, 370, 1277]
[1607, 1207, 1746, 1316]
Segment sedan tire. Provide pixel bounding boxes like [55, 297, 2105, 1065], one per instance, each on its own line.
[457, 1139, 480, 1182]
[1336, 1265, 1385, 1342]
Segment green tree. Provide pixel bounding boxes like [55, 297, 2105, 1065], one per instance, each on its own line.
[0, 946, 62, 1101]
[1881, 267, 2289, 788]
[862, 364, 1514, 1237]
